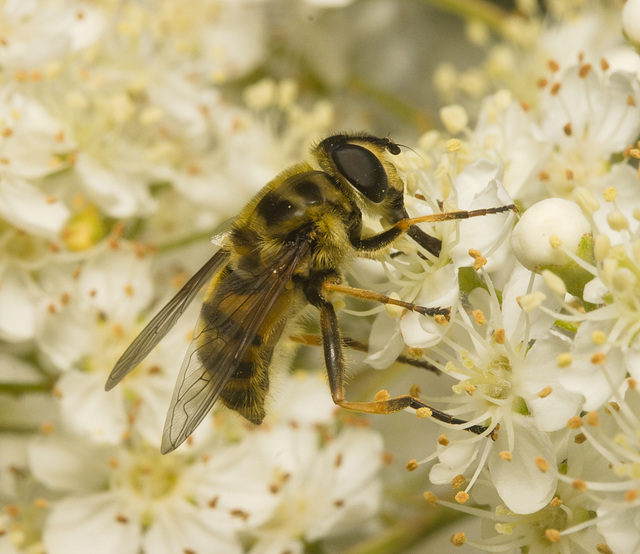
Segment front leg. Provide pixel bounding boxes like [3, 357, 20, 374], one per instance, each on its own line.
[351, 204, 518, 254]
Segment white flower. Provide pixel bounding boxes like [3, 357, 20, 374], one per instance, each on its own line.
[0, 88, 73, 237]
[36, 245, 153, 371]
[365, 152, 516, 367]
[420, 265, 567, 514]
[0, 0, 105, 72]
[29, 429, 278, 554]
[537, 64, 640, 199]
[250, 425, 383, 551]
[474, 90, 551, 206]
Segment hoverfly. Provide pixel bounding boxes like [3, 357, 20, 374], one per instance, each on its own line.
[106, 133, 516, 453]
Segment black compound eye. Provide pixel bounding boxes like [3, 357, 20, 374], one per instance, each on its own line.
[330, 143, 387, 203]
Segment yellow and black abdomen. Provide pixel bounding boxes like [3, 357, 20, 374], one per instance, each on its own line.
[197, 262, 301, 424]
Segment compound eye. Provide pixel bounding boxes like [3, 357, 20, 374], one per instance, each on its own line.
[331, 143, 387, 203]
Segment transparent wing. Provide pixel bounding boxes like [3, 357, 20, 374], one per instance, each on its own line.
[161, 241, 310, 453]
[105, 250, 230, 391]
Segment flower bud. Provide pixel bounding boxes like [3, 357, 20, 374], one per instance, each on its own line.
[623, 0, 640, 47]
[511, 199, 591, 270]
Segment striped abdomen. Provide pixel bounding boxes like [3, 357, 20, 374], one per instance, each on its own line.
[197, 260, 299, 424]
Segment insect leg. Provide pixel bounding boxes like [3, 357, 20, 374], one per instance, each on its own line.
[353, 203, 518, 252]
[319, 301, 489, 435]
[321, 281, 450, 319]
[290, 333, 441, 375]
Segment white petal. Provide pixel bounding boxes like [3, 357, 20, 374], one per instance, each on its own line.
[36, 300, 93, 370]
[429, 443, 479, 484]
[57, 370, 128, 445]
[75, 154, 155, 219]
[365, 314, 405, 369]
[144, 499, 242, 554]
[597, 504, 640, 554]
[0, 267, 37, 341]
[43, 492, 141, 554]
[501, 263, 559, 342]
[0, 175, 69, 237]
[29, 434, 111, 493]
[488, 417, 556, 514]
[583, 276, 608, 304]
[560, 321, 626, 410]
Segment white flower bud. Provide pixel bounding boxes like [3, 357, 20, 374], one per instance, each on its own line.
[440, 105, 469, 134]
[623, 0, 640, 46]
[511, 199, 591, 270]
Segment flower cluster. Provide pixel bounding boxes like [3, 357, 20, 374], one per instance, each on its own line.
[1, 1, 640, 553]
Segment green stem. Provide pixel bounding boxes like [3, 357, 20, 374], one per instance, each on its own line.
[348, 78, 435, 132]
[0, 425, 41, 434]
[419, 0, 510, 35]
[155, 229, 220, 254]
[0, 381, 54, 394]
[344, 508, 468, 554]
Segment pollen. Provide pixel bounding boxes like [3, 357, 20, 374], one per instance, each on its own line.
[409, 384, 421, 397]
[416, 407, 432, 419]
[586, 411, 599, 426]
[538, 386, 552, 398]
[499, 451, 512, 462]
[567, 416, 583, 429]
[423, 491, 438, 506]
[548, 235, 562, 249]
[406, 459, 419, 472]
[455, 491, 469, 504]
[374, 389, 390, 401]
[435, 314, 448, 325]
[472, 309, 486, 325]
[494, 328, 505, 344]
[556, 352, 572, 368]
[591, 352, 606, 365]
[535, 456, 550, 472]
[230, 509, 250, 521]
[545, 529, 561, 543]
[603, 187, 617, 202]
[578, 63, 592, 78]
[451, 532, 466, 546]
[563, 122, 572, 136]
[451, 475, 466, 489]
[473, 256, 487, 270]
[438, 434, 449, 446]
[625, 489, 639, 502]
[445, 138, 462, 152]
[590, 330, 607, 345]
[550, 496, 563, 507]
[572, 479, 588, 492]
